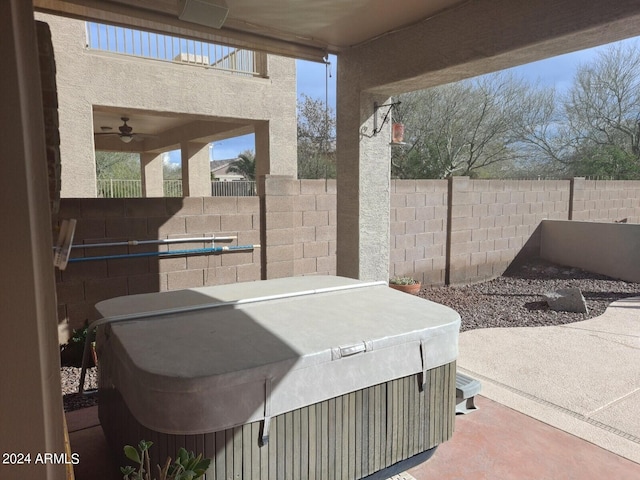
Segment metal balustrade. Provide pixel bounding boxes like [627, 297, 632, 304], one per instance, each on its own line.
[97, 179, 142, 198]
[211, 181, 257, 196]
[97, 179, 256, 198]
[163, 180, 183, 197]
[85, 22, 266, 77]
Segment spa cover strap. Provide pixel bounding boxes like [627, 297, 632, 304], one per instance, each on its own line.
[420, 339, 428, 392]
[260, 377, 273, 446]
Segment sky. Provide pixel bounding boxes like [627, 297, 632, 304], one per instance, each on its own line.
[190, 38, 637, 164]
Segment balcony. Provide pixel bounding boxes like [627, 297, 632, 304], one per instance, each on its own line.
[86, 22, 267, 77]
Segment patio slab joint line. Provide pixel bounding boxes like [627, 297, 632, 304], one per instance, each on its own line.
[458, 368, 640, 445]
[586, 387, 640, 417]
[559, 324, 640, 341]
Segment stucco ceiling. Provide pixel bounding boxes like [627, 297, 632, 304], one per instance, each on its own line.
[92, 106, 253, 152]
[34, 0, 467, 61]
[213, 0, 465, 51]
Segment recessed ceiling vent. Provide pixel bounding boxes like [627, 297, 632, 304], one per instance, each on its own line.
[178, 0, 229, 29]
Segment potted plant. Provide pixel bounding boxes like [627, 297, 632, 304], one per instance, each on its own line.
[60, 320, 97, 367]
[389, 276, 421, 295]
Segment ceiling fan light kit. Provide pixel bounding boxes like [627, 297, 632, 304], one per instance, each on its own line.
[95, 116, 151, 143]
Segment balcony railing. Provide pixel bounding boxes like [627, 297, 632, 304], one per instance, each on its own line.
[211, 180, 257, 196]
[97, 179, 256, 198]
[85, 22, 267, 77]
[164, 180, 183, 197]
[97, 179, 142, 198]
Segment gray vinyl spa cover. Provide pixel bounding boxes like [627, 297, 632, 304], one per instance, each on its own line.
[95, 276, 461, 435]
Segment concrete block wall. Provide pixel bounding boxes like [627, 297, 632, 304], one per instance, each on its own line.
[571, 178, 640, 223]
[55, 178, 640, 337]
[294, 180, 338, 276]
[260, 176, 297, 279]
[56, 197, 260, 337]
[447, 178, 570, 284]
[390, 180, 448, 285]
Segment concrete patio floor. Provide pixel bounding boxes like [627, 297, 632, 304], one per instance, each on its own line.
[457, 296, 640, 466]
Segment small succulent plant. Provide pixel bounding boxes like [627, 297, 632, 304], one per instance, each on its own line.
[121, 440, 211, 480]
[389, 276, 418, 285]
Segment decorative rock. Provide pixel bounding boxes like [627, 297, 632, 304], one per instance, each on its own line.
[543, 287, 588, 314]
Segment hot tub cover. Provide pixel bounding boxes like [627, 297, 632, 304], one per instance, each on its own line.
[96, 276, 460, 435]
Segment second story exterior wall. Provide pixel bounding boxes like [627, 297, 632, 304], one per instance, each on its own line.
[38, 13, 297, 198]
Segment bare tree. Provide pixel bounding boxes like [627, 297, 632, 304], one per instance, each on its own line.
[562, 42, 640, 177]
[297, 94, 336, 179]
[516, 42, 640, 179]
[393, 72, 539, 178]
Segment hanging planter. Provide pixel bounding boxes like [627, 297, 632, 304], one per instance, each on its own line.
[391, 122, 405, 144]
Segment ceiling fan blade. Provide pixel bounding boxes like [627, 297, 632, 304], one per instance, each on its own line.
[133, 133, 158, 139]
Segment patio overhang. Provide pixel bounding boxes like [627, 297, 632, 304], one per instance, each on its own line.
[33, 0, 328, 62]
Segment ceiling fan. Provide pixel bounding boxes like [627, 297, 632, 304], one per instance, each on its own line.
[94, 117, 152, 143]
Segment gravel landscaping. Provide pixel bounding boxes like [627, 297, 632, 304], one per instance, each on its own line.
[62, 366, 97, 412]
[61, 257, 640, 412]
[420, 257, 640, 332]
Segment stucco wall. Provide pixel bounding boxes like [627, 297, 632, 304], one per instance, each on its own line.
[38, 13, 297, 197]
[541, 220, 640, 282]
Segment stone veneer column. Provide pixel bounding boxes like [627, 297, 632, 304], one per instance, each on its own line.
[181, 141, 211, 197]
[141, 152, 165, 197]
[36, 21, 61, 220]
[0, 1, 66, 478]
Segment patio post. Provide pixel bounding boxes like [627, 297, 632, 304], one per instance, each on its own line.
[336, 62, 392, 281]
[141, 151, 164, 197]
[180, 141, 211, 197]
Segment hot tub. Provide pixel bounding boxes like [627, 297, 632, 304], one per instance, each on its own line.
[95, 275, 460, 479]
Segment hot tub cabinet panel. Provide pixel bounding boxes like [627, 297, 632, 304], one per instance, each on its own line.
[101, 365, 456, 479]
[95, 276, 460, 479]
